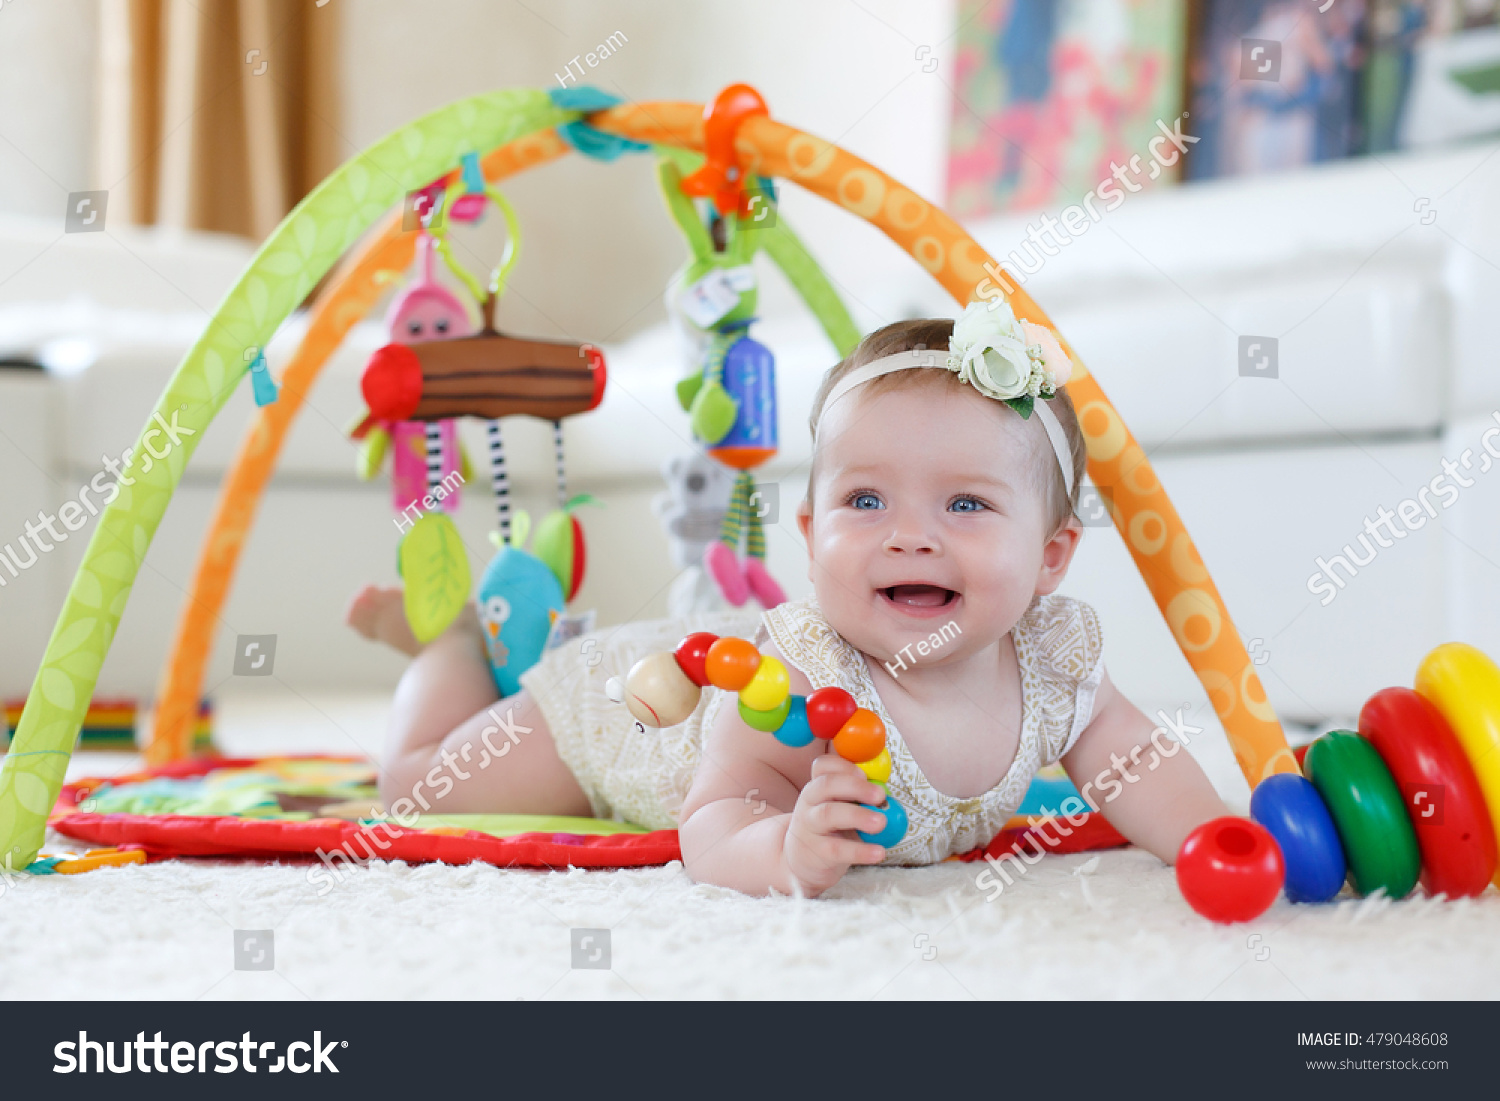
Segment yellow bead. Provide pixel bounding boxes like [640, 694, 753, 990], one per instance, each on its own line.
[858, 747, 892, 784]
[738, 655, 790, 712]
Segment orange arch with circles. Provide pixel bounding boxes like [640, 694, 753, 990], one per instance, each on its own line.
[153, 97, 1296, 787]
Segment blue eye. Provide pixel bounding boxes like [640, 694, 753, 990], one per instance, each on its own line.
[851, 492, 884, 510]
[949, 497, 987, 513]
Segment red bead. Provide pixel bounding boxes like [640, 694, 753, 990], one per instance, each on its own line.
[673, 632, 718, 688]
[362, 343, 424, 421]
[1175, 817, 1284, 924]
[806, 687, 858, 740]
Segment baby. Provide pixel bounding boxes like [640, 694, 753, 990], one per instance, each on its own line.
[349, 306, 1228, 897]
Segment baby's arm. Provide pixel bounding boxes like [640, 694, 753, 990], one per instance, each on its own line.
[1061, 670, 1229, 863]
[677, 640, 887, 897]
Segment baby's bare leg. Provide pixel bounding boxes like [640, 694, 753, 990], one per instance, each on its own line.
[380, 604, 592, 817]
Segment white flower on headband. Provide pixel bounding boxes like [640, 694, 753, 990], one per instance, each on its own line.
[947, 301, 1072, 418]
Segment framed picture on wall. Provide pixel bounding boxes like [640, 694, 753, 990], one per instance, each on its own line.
[946, 0, 1188, 218]
[1184, 0, 1368, 180]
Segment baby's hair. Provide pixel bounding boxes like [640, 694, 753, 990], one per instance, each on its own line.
[806, 318, 1088, 536]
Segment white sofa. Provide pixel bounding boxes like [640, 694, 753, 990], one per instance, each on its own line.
[3, 140, 1498, 728]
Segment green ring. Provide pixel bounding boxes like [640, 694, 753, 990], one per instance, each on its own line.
[739, 696, 792, 734]
[1304, 729, 1421, 899]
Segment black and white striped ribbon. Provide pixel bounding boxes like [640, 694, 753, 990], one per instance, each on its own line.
[424, 421, 445, 504]
[552, 420, 567, 509]
[486, 419, 511, 544]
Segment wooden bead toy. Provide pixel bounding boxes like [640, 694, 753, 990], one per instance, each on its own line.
[739, 695, 792, 733]
[833, 708, 885, 764]
[618, 634, 908, 848]
[623, 651, 702, 728]
[857, 747, 892, 785]
[774, 696, 814, 748]
[705, 637, 763, 691]
[806, 686, 857, 739]
[673, 632, 718, 687]
[739, 655, 790, 712]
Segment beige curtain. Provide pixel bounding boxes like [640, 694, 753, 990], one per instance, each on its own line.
[95, 0, 341, 241]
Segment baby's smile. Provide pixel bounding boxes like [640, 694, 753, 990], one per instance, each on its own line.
[878, 583, 961, 617]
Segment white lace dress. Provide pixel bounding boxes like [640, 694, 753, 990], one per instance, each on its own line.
[521, 593, 1106, 866]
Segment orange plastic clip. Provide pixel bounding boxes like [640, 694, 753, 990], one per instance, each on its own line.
[679, 84, 769, 217]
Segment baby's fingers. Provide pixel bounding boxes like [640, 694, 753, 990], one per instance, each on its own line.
[803, 798, 889, 839]
[805, 757, 885, 808]
[786, 828, 884, 870]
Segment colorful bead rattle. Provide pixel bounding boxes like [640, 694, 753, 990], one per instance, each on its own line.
[619, 632, 909, 847]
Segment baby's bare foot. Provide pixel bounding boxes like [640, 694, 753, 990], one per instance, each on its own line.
[346, 585, 422, 657]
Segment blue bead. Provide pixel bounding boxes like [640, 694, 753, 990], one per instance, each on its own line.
[773, 696, 814, 747]
[858, 796, 908, 847]
[1250, 773, 1347, 903]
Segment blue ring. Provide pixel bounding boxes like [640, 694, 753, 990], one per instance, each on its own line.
[1249, 773, 1347, 903]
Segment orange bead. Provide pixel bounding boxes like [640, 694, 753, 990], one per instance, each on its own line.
[704, 637, 762, 691]
[834, 708, 886, 764]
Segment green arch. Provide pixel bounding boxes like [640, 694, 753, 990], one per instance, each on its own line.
[0, 90, 861, 871]
[0, 90, 576, 869]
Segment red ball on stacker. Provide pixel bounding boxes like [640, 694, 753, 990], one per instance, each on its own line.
[1175, 817, 1285, 923]
[806, 687, 858, 739]
[673, 632, 719, 688]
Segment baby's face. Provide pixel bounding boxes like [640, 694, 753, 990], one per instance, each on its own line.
[798, 381, 1061, 667]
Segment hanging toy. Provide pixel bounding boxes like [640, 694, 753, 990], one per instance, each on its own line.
[476, 509, 565, 698]
[656, 94, 785, 611]
[353, 231, 476, 517]
[532, 420, 599, 604]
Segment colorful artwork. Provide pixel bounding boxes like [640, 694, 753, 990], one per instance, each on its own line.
[947, 0, 1187, 217]
[1378, 0, 1500, 150]
[1186, 0, 1369, 180]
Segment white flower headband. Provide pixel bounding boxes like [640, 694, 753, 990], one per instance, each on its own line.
[816, 301, 1076, 497]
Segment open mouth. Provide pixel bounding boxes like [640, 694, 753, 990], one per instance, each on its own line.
[880, 584, 959, 610]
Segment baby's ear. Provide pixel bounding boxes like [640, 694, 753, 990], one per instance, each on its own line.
[1035, 518, 1083, 596]
[796, 498, 815, 576]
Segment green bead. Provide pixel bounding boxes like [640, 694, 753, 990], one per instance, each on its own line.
[1304, 729, 1421, 899]
[739, 695, 791, 734]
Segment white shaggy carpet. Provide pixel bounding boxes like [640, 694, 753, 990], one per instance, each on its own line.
[4, 690, 1500, 1000]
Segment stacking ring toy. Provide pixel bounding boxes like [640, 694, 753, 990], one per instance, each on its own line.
[1359, 687, 1497, 898]
[1415, 643, 1500, 875]
[619, 632, 909, 848]
[1249, 773, 1346, 903]
[1303, 731, 1420, 899]
[1175, 817, 1284, 923]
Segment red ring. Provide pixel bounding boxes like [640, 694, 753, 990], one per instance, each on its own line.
[1359, 686, 1498, 897]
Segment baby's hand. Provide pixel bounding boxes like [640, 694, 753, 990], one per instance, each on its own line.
[781, 753, 888, 896]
